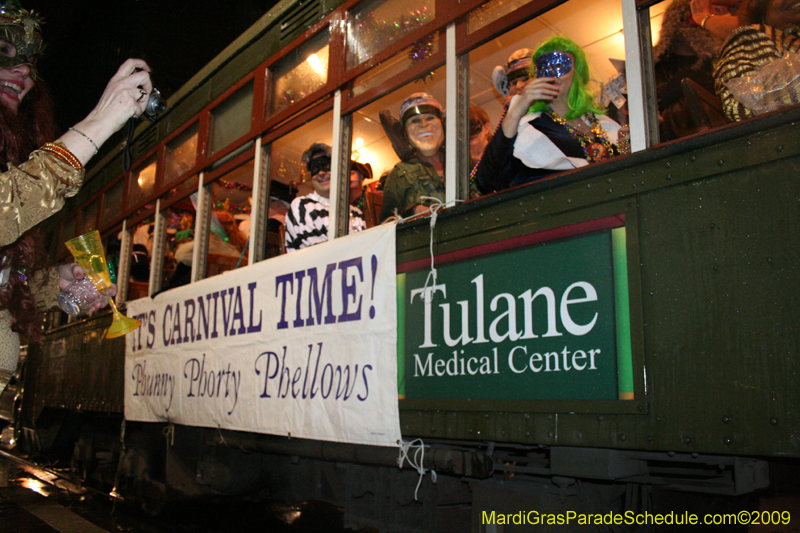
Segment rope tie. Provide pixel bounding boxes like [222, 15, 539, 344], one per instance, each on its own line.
[163, 422, 175, 447]
[397, 438, 437, 500]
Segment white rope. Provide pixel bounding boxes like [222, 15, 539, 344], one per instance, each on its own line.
[163, 422, 175, 447]
[397, 438, 437, 500]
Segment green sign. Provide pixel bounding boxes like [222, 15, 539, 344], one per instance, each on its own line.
[398, 226, 633, 401]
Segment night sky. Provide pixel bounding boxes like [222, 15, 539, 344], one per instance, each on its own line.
[32, 0, 278, 133]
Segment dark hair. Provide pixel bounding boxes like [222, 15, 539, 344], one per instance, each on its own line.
[0, 230, 50, 341]
[0, 79, 59, 340]
[0, 82, 58, 169]
[740, 0, 771, 25]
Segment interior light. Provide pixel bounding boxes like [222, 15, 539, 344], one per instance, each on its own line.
[307, 53, 324, 74]
[355, 138, 364, 148]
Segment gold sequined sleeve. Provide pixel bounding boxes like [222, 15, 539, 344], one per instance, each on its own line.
[714, 25, 800, 122]
[0, 140, 85, 247]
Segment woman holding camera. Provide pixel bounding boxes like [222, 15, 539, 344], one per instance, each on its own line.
[0, 2, 154, 395]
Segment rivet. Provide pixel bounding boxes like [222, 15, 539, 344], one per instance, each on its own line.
[597, 415, 604, 421]
[665, 161, 672, 168]
[666, 174, 672, 180]
[767, 257, 773, 263]
[608, 188, 613, 194]
[684, 437, 692, 445]
[770, 418, 779, 425]
[724, 438, 732, 445]
[718, 159, 725, 166]
[587, 183, 592, 188]
[713, 264, 719, 271]
[567, 198, 572, 203]
[668, 451, 675, 457]
[691, 155, 697, 161]
[722, 416, 732, 423]
[431, 427, 436, 432]
[548, 431, 554, 438]
[524, 413, 530, 419]
[607, 178, 613, 183]
[777, 145, 784, 152]
[526, 432, 531, 437]
[620, 434, 627, 441]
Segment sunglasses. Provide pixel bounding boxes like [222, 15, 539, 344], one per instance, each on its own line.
[308, 155, 332, 177]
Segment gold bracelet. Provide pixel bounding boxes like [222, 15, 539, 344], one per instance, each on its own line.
[617, 139, 630, 155]
[40, 142, 84, 170]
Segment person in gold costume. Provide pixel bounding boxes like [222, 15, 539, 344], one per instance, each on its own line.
[0, 1, 155, 394]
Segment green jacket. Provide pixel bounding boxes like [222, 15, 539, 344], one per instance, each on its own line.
[380, 156, 445, 222]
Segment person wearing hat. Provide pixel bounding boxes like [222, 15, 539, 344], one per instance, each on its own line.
[0, 1, 155, 395]
[379, 92, 446, 222]
[284, 143, 366, 252]
[493, 48, 533, 105]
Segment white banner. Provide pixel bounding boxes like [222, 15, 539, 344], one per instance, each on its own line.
[125, 224, 400, 447]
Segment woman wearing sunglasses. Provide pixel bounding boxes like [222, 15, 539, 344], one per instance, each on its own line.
[474, 36, 630, 194]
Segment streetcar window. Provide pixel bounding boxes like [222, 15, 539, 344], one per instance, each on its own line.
[79, 199, 98, 236]
[267, 29, 329, 119]
[269, 112, 332, 203]
[127, 220, 155, 300]
[159, 201, 197, 293]
[129, 154, 158, 209]
[204, 160, 254, 278]
[101, 179, 124, 227]
[352, 32, 440, 98]
[466, 0, 633, 188]
[210, 80, 254, 155]
[162, 173, 200, 204]
[467, 0, 534, 34]
[164, 123, 199, 185]
[352, 64, 447, 186]
[648, 0, 728, 142]
[346, 0, 435, 70]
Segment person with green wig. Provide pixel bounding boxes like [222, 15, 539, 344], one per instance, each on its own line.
[474, 36, 630, 193]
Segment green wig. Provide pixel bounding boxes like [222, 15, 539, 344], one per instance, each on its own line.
[528, 36, 605, 120]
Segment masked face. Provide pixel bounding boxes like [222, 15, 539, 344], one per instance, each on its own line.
[405, 113, 444, 157]
[535, 51, 573, 79]
[0, 11, 44, 79]
[308, 154, 332, 198]
[0, 53, 33, 111]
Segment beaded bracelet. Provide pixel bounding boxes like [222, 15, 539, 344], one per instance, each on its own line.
[40, 142, 84, 170]
[69, 126, 99, 155]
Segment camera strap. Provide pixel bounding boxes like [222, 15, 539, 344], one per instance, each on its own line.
[122, 117, 136, 172]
